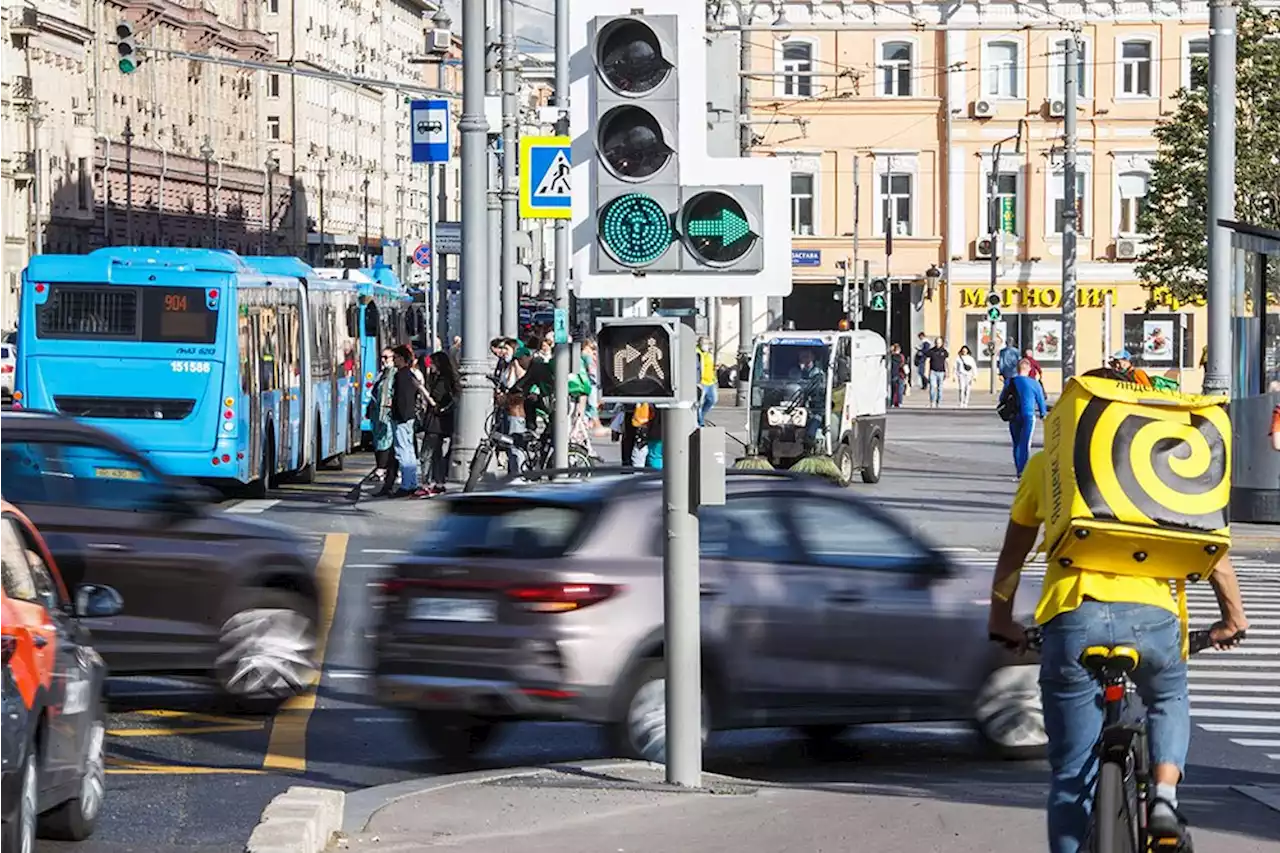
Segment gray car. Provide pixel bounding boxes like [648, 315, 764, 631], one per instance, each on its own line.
[372, 472, 1045, 762]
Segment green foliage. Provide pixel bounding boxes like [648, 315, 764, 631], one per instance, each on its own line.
[1137, 4, 1280, 305]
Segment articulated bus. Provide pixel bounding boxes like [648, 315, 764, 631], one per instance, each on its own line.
[311, 266, 414, 444]
[15, 248, 359, 494]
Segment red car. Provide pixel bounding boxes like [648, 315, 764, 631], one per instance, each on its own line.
[1, 500, 122, 852]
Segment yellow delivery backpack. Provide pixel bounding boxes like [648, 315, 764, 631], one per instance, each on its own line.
[1041, 376, 1232, 655]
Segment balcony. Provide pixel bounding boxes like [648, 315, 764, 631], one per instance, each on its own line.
[11, 152, 35, 178]
[8, 6, 38, 36]
[10, 75, 34, 102]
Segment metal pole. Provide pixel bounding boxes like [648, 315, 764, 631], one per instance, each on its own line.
[840, 261, 850, 326]
[363, 176, 370, 265]
[427, 162, 437, 343]
[124, 117, 134, 244]
[486, 0, 502, 344]
[1061, 32, 1080, 383]
[662, 378, 700, 788]
[1103, 289, 1113, 364]
[319, 168, 326, 266]
[31, 104, 42, 256]
[1204, 0, 1237, 397]
[987, 149, 1000, 394]
[885, 155, 894, 354]
[266, 167, 274, 252]
[735, 22, 753, 406]
[551, 0, 570, 469]
[452, 0, 492, 481]
[850, 155, 859, 326]
[500, 0, 519, 338]
[859, 259, 868, 332]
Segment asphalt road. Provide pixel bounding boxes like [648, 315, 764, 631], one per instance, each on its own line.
[42, 407, 1280, 852]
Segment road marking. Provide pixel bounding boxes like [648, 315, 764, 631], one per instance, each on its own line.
[361, 548, 408, 555]
[106, 758, 266, 775]
[354, 716, 406, 724]
[224, 499, 280, 514]
[106, 709, 266, 738]
[345, 563, 387, 570]
[1229, 738, 1280, 748]
[262, 532, 348, 773]
[1190, 708, 1280, 719]
[328, 672, 366, 679]
[1189, 695, 1280, 705]
[1201, 724, 1280, 733]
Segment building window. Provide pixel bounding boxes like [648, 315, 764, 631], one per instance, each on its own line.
[790, 173, 815, 235]
[267, 73, 280, 98]
[1122, 312, 1194, 368]
[1185, 38, 1209, 92]
[267, 115, 281, 140]
[1052, 172, 1089, 234]
[266, 0, 279, 12]
[986, 170, 1020, 235]
[781, 41, 813, 98]
[1119, 40, 1154, 97]
[1117, 171, 1150, 235]
[880, 172, 913, 236]
[1048, 37, 1089, 99]
[985, 41, 1020, 98]
[879, 41, 913, 97]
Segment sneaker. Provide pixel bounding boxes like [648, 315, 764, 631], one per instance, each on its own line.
[1147, 799, 1191, 852]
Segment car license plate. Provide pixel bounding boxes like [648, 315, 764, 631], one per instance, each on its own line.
[406, 597, 496, 622]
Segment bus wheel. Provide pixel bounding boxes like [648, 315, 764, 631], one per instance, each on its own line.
[246, 441, 271, 499]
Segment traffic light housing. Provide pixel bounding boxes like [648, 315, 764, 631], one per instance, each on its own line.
[868, 279, 888, 311]
[115, 20, 138, 74]
[595, 317, 684, 403]
[985, 289, 1002, 322]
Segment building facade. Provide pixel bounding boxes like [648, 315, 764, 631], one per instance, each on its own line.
[728, 0, 1267, 392]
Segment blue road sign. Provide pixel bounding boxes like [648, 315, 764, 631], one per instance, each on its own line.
[553, 308, 569, 345]
[410, 99, 450, 164]
[413, 243, 432, 267]
[519, 135, 571, 220]
[792, 249, 821, 267]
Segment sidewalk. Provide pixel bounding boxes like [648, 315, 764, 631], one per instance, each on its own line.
[246, 761, 1280, 853]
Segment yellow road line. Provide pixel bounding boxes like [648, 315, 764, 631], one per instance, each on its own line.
[107, 723, 264, 737]
[261, 532, 348, 772]
[106, 759, 266, 775]
[132, 709, 263, 725]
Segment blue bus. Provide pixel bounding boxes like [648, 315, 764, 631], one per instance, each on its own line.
[14, 248, 357, 494]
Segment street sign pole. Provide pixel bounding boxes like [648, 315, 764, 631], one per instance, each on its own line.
[553, 0, 570, 472]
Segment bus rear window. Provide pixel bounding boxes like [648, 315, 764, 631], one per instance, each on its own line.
[36, 285, 218, 344]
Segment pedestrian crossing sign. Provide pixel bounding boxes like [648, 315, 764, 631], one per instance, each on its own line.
[519, 135, 571, 220]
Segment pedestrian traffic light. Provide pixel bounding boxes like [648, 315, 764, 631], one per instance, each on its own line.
[985, 290, 1002, 322]
[595, 317, 683, 403]
[868, 279, 888, 311]
[115, 21, 138, 74]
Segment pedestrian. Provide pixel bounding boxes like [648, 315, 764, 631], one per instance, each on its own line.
[629, 403, 654, 468]
[367, 348, 399, 496]
[414, 350, 459, 497]
[888, 343, 906, 408]
[580, 337, 603, 433]
[389, 345, 423, 496]
[1022, 347, 1043, 382]
[644, 405, 664, 469]
[997, 341, 1021, 387]
[449, 336, 462, 367]
[1003, 358, 1048, 477]
[954, 344, 977, 408]
[914, 332, 932, 391]
[537, 331, 554, 363]
[1109, 349, 1153, 387]
[696, 336, 717, 427]
[927, 336, 949, 407]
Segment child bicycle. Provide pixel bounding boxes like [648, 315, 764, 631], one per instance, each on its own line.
[994, 625, 1246, 853]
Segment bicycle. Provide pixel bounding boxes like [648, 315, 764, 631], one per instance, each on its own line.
[997, 625, 1246, 853]
[463, 401, 595, 492]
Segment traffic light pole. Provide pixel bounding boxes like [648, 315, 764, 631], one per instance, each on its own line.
[986, 164, 999, 394]
[499, 0, 520, 340]
[551, 0, 570, 470]
[735, 17, 752, 406]
[452, 0, 492, 483]
[1061, 33, 1080, 382]
[1204, 0, 1237, 398]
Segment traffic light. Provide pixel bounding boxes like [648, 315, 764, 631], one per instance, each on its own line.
[116, 20, 138, 74]
[570, 0, 788, 298]
[595, 317, 683, 403]
[868, 279, 888, 311]
[985, 289, 1002, 322]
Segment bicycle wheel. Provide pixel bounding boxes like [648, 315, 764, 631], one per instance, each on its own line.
[464, 442, 494, 492]
[1093, 760, 1139, 853]
[567, 444, 594, 471]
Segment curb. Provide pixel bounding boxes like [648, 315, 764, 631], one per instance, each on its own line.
[340, 759, 638, 835]
[245, 786, 344, 853]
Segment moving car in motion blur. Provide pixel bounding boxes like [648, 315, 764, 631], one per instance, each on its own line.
[2, 501, 122, 852]
[372, 472, 1044, 762]
[0, 412, 320, 711]
[1, 342, 15, 402]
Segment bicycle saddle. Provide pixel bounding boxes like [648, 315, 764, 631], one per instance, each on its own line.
[1080, 645, 1140, 676]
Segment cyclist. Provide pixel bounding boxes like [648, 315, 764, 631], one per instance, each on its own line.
[987, 369, 1249, 853]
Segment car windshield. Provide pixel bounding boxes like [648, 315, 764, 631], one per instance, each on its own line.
[752, 340, 830, 383]
[414, 500, 591, 559]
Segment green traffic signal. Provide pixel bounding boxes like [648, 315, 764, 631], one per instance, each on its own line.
[598, 192, 673, 267]
[118, 57, 137, 74]
[987, 306, 1002, 321]
[870, 294, 887, 311]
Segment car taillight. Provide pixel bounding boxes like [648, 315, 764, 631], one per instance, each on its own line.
[506, 583, 619, 613]
[1, 364, 12, 374]
[2, 633, 17, 665]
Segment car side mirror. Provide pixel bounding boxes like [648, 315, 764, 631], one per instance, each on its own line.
[75, 583, 123, 618]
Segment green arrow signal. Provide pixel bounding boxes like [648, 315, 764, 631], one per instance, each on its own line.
[987, 306, 1002, 321]
[686, 207, 751, 246]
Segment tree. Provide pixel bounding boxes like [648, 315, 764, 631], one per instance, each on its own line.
[1137, 4, 1280, 306]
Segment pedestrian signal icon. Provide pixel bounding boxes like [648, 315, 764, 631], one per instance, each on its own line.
[596, 318, 681, 403]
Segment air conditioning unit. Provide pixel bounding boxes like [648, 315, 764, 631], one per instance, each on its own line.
[430, 28, 451, 52]
[972, 99, 996, 118]
[975, 237, 995, 259]
[1115, 238, 1144, 260]
[1047, 99, 1066, 118]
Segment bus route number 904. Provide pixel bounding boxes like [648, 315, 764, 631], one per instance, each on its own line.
[170, 361, 211, 373]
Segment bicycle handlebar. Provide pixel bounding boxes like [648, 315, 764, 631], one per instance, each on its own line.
[988, 626, 1247, 655]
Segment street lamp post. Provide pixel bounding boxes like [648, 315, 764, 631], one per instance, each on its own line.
[362, 171, 371, 266]
[265, 152, 279, 254]
[201, 136, 214, 247]
[124, 117, 135, 244]
[318, 166, 327, 266]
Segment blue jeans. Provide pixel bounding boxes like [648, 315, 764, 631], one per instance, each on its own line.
[697, 383, 717, 427]
[928, 370, 945, 404]
[393, 420, 419, 491]
[1010, 415, 1035, 475]
[1040, 601, 1189, 853]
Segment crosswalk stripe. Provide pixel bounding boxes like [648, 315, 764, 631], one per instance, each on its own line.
[1201, 723, 1280, 733]
[1188, 696, 1280, 705]
[1190, 708, 1280, 720]
[1229, 738, 1280, 747]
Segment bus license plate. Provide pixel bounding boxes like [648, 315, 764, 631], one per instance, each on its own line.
[407, 598, 496, 623]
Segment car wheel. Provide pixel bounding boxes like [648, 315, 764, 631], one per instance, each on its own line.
[860, 435, 883, 484]
[411, 712, 502, 763]
[215, 590, 317, 713]
[5, 746, 38, 853]
[607, 660, 709, 763]
[974, 663, 1046, 760]
[40, 719, 105, 840]
[832, 443, 855, 487]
